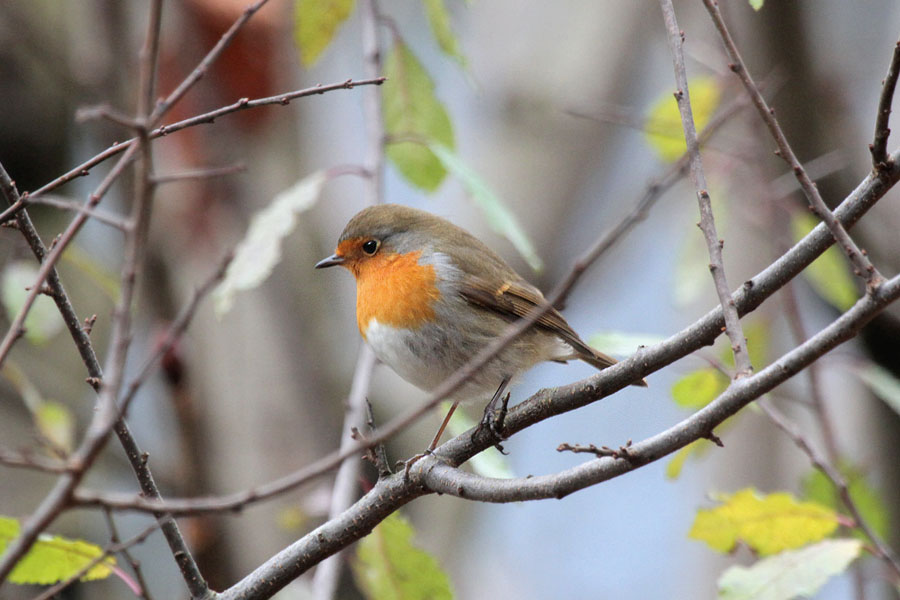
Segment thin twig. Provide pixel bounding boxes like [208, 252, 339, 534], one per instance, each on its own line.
[149, 0, 271, 125]
[0, 78, 386, 226]
[27, 195, 128, 231]
[701, 0, 883, 289]
[0, 144, 138, 371]
[69, 145, 900, 519]
[102, 508, 153, 600]
[312, 3, 385, 598]
[117, 252, 233, 420]
[758, 399, 900, 579]
[218, 273, 900, 599]
[870, 40, 900, 167]
[31, 520, 162, 600]
[0, 448, 69, 474]
[0, 0, 167, 581]
[152, 163, 246, 185]
[659, 0, 753, 378]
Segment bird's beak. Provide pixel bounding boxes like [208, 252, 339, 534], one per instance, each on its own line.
[315, 253, 345, 269]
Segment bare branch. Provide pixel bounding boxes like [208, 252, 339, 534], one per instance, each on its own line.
[312, 3, 386, 597]
[701, 0, 883, 288]
[0, 77, 386, 226]
[658, 0, 752, 377]
[758, 400, 900, 579]
[423, 274, 900, 502]
[152, 163, 246, 185]
[31, 520, 161, 600]
[149, 0, 271, 124]
[871, 39, 900, 167]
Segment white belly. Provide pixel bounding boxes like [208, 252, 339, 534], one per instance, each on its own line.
[365, 319, 447, 392]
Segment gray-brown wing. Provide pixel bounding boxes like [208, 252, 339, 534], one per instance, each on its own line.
[458, 275, 619, 371]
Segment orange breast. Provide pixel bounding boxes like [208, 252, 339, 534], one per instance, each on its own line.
[353, 250, 441, 338]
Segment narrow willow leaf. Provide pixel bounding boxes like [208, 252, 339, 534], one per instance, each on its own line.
[690, 488, 839, 556]
[0, 516, 116, 585]
[423, 0, 466, 66]
[294, 0, 356, 67]
[1, 261, 65, 344]
[854, 362, 900, 417]
[443, 401, 513, 479]
[353, 512, 453, 600]
[214, 171, 327, 316]
[791, 213, 857, 311]
[718, 539, 862, 600]
[645, 77, 721, 162]
[430, 143, 542, 271]
[672, 368, 728, 409]
[383, 43, 455, 191]
[802, 462, 891, 541]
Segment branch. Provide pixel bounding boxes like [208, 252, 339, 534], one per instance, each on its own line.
[701, 0, 883, 288]
[68, 139, 900, 521]
[0, 0, 166, 581]
[214, 272, 900, 599]
[758, 400, 900, 579]
[871, 39, 900, 167]
[312, 4, 385, 599]
[0, 78, 386, 227]
[659, 0, 752, 377]
[422, 274, 900, 502]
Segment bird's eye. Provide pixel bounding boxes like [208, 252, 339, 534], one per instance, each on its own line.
[362, 239, 380, 255]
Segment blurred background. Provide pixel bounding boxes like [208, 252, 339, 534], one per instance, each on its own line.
[0, 1, 898, 598]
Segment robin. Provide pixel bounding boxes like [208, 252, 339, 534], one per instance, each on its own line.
[316, 204, 645, 449]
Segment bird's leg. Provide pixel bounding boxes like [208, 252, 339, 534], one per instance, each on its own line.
[401, 400, 461, 481]
[428, 400, 460, 452]
[474, 376, 512, 453]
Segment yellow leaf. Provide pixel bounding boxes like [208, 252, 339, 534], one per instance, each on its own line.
[791, 213, 858, 310]
[294, 0, 356, 67]
[689, 488, 839, 556]
[671, 368, 728, 409]
[645, 77, 720, 162]
[0, 516, 116, 584]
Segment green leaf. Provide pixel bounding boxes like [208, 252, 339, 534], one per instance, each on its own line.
[353, 512, 454, 600]
[423, 0, 466, 66]
[442, 402, 512, 479]
[690, 488, 839, 556]
[718, 539, 862, 600]
[672, 368, 728, 409]
[802, 463, 891, 541]
[430, 143, 542, 271]
[0, 515, 116, 585]
[1, 261, 65, 344]
[588, 331, 666, 357]
[383, 43, 455, 191]
[294, 0, 356, 67]
[748, 0, 764, 11]
[791, 213, 857, 310]
[36, 401, 75, 454]
[854, 362, 900, 417]
[214, 171, 327, 317]
[645, 76, 721, 163]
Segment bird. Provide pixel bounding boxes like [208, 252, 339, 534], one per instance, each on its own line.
[316, 204, 645, 450]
